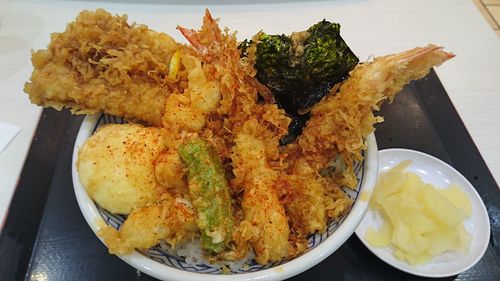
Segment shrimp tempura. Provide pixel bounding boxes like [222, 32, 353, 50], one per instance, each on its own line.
[293, 45, 454, 187]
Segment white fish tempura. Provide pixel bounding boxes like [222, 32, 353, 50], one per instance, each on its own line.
[99, 193, 198, 254]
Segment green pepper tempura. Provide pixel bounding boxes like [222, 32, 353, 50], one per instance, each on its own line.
[179, 137, 235, 254]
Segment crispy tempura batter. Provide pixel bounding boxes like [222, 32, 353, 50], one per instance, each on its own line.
[285, 159, 327, 235]
[27, 9, 455, 266]
[24, 9, 183, 126]
[231, 119, 291, 264]
[282, 45, 453, 240]
[178, 11, 292, 263]
[292, 45, 454, 188]
[77, 123, 168, 215]
[99, 193, 198, 255]
[177, 11, 289, 160]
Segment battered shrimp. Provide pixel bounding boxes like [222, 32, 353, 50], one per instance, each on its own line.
[293, 45, 454, 187]
[282, 45, 454, 238]
[231, 119, 291, 265]
[285, 159, 327, 236]
[179, 12, 293, 264]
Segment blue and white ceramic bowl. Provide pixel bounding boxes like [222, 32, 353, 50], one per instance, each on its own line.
[72, 114, 378, 281]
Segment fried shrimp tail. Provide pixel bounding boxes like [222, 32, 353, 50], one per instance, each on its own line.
[99, 194, 197, 255]
[296, 44, 454, 187]
[177, 9, 221, 59]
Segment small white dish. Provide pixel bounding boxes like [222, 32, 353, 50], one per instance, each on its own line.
[355, 148, 490, 278]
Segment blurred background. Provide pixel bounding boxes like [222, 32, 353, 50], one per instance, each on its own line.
[473, 0, 500, 37]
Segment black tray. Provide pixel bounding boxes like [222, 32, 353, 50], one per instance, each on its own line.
[1, 70, 499, 281]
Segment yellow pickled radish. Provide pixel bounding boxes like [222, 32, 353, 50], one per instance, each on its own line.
[365, 160, 472, 265]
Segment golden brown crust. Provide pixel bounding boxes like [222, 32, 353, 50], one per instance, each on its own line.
[32, 9, 454, 265]
[231, 119, 291, 264]
[292, 45, 454, 188]
[24, 9, 182, 125]
[77, 123, 167, 215]
[99, 193, 197, 255]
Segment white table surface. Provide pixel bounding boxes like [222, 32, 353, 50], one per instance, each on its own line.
[1, 0, 499, 227]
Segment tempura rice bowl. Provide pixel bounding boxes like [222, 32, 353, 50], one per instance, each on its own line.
[72, 113, 378, 281]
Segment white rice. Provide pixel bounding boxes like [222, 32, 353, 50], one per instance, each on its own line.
[162, 238, 256, 272]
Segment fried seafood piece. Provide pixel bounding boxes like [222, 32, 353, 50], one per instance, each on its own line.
[77, 123, 168, 215]
[24, 9, 181, 126]
[284, 158, 352, 238]
[177, 10, 290, 164]
[179, 12, 292, 264]
[231, 119, 291, 265]
[99, 193, 198, 255]
[294, 45, 454, 187]
[323, 176, 354, 219]
[285, 159, 327, 236]
[161, 55, 221, 133]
